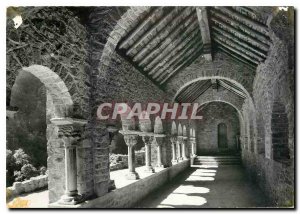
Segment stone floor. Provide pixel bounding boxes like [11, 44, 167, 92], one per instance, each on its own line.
[136, 165, 273, 208]
[8, 165, 273, 208]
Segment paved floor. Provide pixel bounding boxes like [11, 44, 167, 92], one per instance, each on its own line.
[137, 165, 272, 208]
[7, 189, 49, 208]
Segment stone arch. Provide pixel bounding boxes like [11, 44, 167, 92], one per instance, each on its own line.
[271, 98, 290, 162]
[182, 125, 187, 137]
[154, 116, 164, 134]
[99, 7, 151, 75]
[11, 65, 73, 119]
[177, 123, 183, 136]
[172, 76, 251, 103]
[256, 111, 266, 155]
[139, 111, 152, 132]
[171, 121, 177, 135]
[197, 101, 243, 153]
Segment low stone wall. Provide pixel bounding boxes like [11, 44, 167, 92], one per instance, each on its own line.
[6, 175, 48, 200]
[49, 160, 190, 208]
[110, 151, 145, 171]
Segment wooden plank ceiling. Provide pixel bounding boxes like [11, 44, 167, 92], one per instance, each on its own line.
[116, 6, 271, 87]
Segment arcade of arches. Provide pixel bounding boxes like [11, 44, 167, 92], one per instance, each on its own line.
[6, 6, 294, 208]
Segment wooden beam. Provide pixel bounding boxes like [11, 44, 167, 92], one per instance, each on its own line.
[133, 7, 196, 63]
[125, 7, 182, 56]
[160, 47, 203, 84]
[212, 26, 267, 58]
[218, 79, 247, 98]
[154, 41, 203, 80]
[150, 33, 202, 78]
[215, 7, 269, 36]
[142, 22, 199, 70]
[187, 80, 211, 103]
[214, 37, 260, 64]
[210, 9, 271, 46]
[213, 34, 264, 62]
[196, 7, 212, 61]
[118, 7, 162, 49]
[210, 16, 269, 51]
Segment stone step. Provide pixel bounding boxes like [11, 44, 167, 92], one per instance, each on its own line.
[193, 155, 241, 165]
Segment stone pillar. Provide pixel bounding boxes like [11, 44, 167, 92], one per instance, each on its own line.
[182, 137, 188, 160]
[190, 137, 196, 157]
[107, 125, 119, 191]
[177, 136, 183, 161]
[154, 134, 166, 168]
[170, 136, 177, 165]
[123, 134, 140, 180]
[50, 118, 85, 205]
[142, 135, 155, 173]
[59, 139, 80, 204]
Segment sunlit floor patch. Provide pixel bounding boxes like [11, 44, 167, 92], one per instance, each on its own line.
[157, 193, 207, 207]
[173, 185, 210, 194]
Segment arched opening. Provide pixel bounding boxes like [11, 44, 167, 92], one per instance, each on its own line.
[271, 100, 290, 163]
[7, 65, 73, 203]
[218, 123, 228, 149]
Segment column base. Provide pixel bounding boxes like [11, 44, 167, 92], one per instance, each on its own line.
[156, 164, 165, 168]
[182, 156, 188, 160]
[178, 158, 184, 162]
[58, 194, 83, 205]
[144, 166, 155, 173]
[125, 171, 140, 180]
[108, 179, 116, 191]
[171, 160, 178, 165]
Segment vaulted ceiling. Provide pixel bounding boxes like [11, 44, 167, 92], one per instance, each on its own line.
[116, 6, 271, 91]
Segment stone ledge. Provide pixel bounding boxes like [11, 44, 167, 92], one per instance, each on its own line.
[6, 175, 48, 200]
[49, 160, 190, 208]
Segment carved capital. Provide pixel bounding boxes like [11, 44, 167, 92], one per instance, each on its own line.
[170, 136, 177, 144]
[141, 135, 154, 145]
[154, 136, 165, 146]
[177, 136, 184, 144]
[123, 134, 139, 147]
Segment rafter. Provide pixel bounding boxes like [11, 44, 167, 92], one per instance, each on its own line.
[212, 26, 267, 58]
[142, 22, 199, 70]
[155, 41, 203, 80]
[196, 7, 212, 61]
[160, 46, 203, 84]
[215, 7, 269, 36]
[133, 7, 196, 63]
[125, 7, 181, 56]
[210, 16, 269, 51]
[150, 33, 202, 78]
[218, 79, 247, 98]
[210, 8, 271, 46]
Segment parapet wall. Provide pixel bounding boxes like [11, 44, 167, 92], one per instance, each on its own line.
[49, 160, 190, 208]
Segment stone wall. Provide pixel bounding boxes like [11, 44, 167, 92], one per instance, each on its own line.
[6, 175, 48, 200]
[241, 8, 295, 207]
[196, 102, 240, 154]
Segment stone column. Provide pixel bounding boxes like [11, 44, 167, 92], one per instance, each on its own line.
[59, 136, 82, 205]
[177, 136, 183, 161]
[182, 137, 188, 160]
[170, 136, 177, 165]
[124, 134, 140, 180]
[142, 135, 155, 173]
[154, 134, 166, 168]
[107, 125, 119, 191]
[190, 137, 196, 157]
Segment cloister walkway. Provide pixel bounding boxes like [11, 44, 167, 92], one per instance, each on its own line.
[136, 165, 272, 208]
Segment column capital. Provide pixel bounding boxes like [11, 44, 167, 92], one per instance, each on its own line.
[141, 135, 154, 145]
[154, 135, 165, 146]
[170, 136, 177, 144]
[177, 136, 184, 144]
[123, 134, 139, 147]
